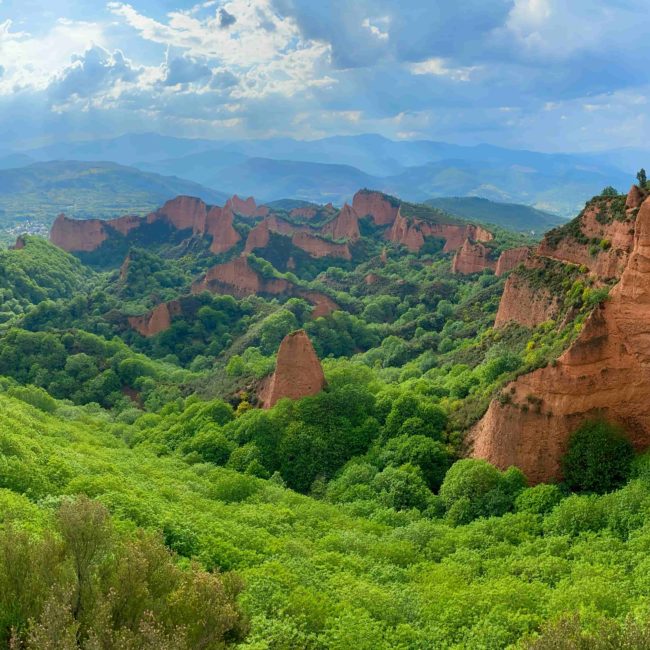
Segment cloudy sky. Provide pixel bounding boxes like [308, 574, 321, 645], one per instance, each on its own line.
[0, 0, 648, 151]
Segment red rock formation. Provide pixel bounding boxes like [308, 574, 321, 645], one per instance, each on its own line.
[260, 330, 325, 408]
[109, 214, 142, 236]
[352, 190, 400, 226]
[119, 252, 131, 282]
[244, 219, 272, 253]
[50, 214, 108, 252]
[227, 195, 269, 218]
[495, 246, 532, 276]
[471, 196, 650, 483]
[296, 291, 339, 318]
[626, 184, 646, 210]
[205, 204, 241, 254]
[292, 232, 352, 260]
[192, 257, 291, 298]
[128, 300, 183, 337]
[386, 209, 493, 254]
[451, 239, 496, 274]
[10, 236, 26, 250]
[494, 265, 561, 328]
[387, 209, 425, 251]
[321, 203, 360, 241]
[148, 196, 208, 233]
[538, 201, 635, 279]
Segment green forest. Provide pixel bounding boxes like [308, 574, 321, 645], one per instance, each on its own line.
[2, 188, 650, 650]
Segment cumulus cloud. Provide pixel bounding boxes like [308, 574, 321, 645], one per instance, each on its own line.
[47, 45, 142, 106]
[162, 51, 212, 86]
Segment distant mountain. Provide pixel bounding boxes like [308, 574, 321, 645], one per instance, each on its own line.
[205, 157, 375, 205]
[26, 133, 218, 166]
[14, 132, 641, 217]
[0, 161, 229, 228]
[0, 153, 35, 170]
[425, 197, 566, 234]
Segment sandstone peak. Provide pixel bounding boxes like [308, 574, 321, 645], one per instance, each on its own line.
[128, 300, 183, 337]
[151, 195, 209, 232]
[227, 195, 269, 218]
[352, 189, 400, 226]
[205, 204, 241, 254]
[495, 246, 532, 276]
[321, 203, 360, 241]
[50, 214, 108, 252]
[261, 330, 325, 408]
[451, 238, 496, 275]
[626, 184, 646, 210]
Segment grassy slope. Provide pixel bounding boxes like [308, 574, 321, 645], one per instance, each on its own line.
[3, 392, 650, 649]
[425, 197, 566, 234]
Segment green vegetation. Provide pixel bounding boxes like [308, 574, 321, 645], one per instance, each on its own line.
[0, 189, 643, 647]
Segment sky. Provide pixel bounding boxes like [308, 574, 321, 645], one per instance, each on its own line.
[0, 0, 649, 152]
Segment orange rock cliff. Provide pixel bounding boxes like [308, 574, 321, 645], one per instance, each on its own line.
[260, 330, 326, 408]
[471, 190, 650, 483]
[451, 239, 497, 274]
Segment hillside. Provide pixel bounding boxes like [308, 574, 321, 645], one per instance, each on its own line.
[0, 161, 229, 243]
[425, 196, 566, 234]
[3, 182, 650, 646]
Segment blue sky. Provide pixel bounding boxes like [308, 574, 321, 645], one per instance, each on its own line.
[0, 0, 648, 151]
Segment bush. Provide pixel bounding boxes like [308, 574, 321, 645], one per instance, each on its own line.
[515, 484, 564, 515]
[562, 421, 634, 493]
[439, 459, 526, 524]
[544, 494, 606, 536]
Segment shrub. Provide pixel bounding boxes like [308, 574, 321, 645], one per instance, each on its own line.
[544, 494, 606, 536]
[515, 484, 564, 515]
[562, 420, 634, 493]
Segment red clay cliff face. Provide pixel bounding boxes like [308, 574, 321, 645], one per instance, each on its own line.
[51, 214, 108, 252]
[352, 190, 399, 226]
[205, 205, 241, 254]
[148, 196, 208, 233]
[128, 300, 183, 337]
[227, 195, 269, 218]
[291, 232, 352, 260]
[495, 246, 532, 276]
[471, 197, 650, 483]
[260, 330, 326, 408]
[538, 200, 635, 279]
[494, 264, 561, 329]
[321, 203, 360, 241]
[626, 184, 647, 210]
[451, 239, 496, 274]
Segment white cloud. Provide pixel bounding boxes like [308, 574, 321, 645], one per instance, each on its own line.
[0, 18, 107, 94]
[408, 57, 480, 82]
[361, 17, 389, 41]
[108, 0, 334, 98]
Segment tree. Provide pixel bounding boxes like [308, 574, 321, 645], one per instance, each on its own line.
[562, 420, 634, 493]
[601, 186, 619, 197]
[637, 168, 647, 189]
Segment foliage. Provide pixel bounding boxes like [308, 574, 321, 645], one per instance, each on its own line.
[562, 420, 634, 493]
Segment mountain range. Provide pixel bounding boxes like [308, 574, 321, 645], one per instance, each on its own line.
[5, 132, 643, 218]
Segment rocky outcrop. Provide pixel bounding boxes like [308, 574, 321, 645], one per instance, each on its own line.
[260, 330, 325, 408]
[538, 200, 635, 279]
[471, 196, 650, 483]
[50, 214, 108, 252]
[494, 265, 561, 328]
[495, 246, 532, 276]
[352, 190, 400, 226]
[291, 232, 352, 260]
[387, 209, 493, 254]
[321, 204, 360, 241]
[626, 184, 646, 210]
[148, 196, 208, 233]
[204, 204, 241, 254]
[128, 300, 183, 337]
[290, 203, 336, 220]
[451, 239, 496, 274]
[192, 257, 291, 298]
[296, 291, 339, 318]
[387, 209, 425, 252]
[227, 195, 269, 218]
[10, 236, 26, 250]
